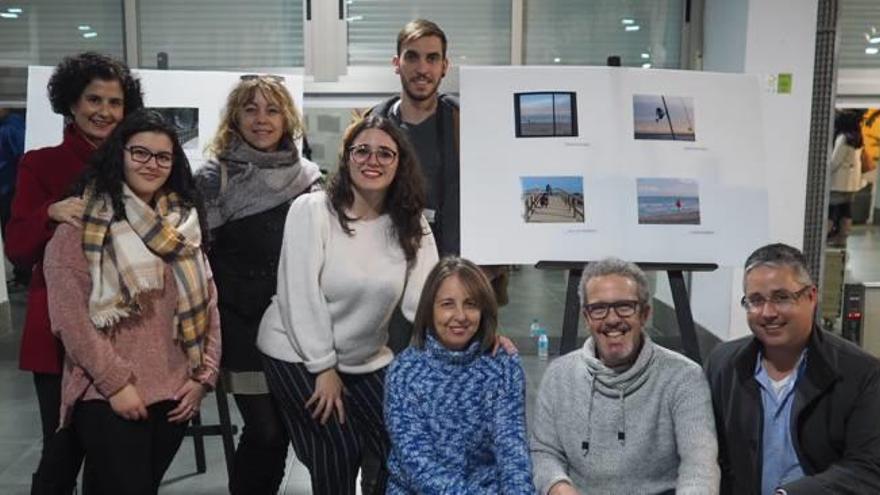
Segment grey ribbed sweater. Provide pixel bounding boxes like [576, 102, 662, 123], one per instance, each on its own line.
[530, 335, 720, 495]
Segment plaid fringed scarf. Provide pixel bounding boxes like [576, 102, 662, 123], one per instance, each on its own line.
[82, 184, 209, 370]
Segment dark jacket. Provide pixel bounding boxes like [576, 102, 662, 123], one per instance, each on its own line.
[704, 325, 880, 494]
[208, 201, 289, 371]
[5, 125, 93, 373]
[370, 94, 460, 257]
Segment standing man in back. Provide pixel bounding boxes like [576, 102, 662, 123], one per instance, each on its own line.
[371, 19, 460, 260]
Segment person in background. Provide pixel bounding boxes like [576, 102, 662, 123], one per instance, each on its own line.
[827, 109, 868, 247]
[257, 115, 439, 494]
[4, 52, 142, 494]
[44, 110, 221, 495]
[0, 108, 26, 281]
[384, 256, 534, 494]
[195, 74, 322, 495]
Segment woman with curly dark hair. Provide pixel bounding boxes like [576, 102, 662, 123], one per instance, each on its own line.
[44, 109, 220, 494]
[3, 51, 142, 494]
[257, 115, 438, 494]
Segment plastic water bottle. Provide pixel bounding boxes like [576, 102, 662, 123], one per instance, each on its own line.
[529, 319, 541, 337]
[537, 329, 549, 360]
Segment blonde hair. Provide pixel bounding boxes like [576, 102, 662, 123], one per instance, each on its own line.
[208, 76, 304, 156]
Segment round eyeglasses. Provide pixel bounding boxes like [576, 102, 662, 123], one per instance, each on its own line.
[348, 145, 398, 166]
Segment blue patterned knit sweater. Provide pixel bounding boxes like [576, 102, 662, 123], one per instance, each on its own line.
[384, 336, 535, 494]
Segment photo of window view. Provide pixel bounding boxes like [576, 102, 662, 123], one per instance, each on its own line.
[514, 92, 578, 138]
[149, 107, 199, 150]
[632, 94, 696, 141]
[637, 178, 701, 225]
[520, 175, 585, 223]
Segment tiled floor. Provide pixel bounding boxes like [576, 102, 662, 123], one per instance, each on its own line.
[3, 225, 879, 494]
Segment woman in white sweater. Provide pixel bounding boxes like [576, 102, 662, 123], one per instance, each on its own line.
[257, 115, 438, 495]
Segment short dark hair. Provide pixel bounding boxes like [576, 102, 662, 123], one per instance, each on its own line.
[72, 109, 209, 243]
[48, 52, 143, 120]
[411, 257, 497, 353]
[396, 19, 447, 57]
[327, 115, 427, 261]
[744, 243, 813, 286]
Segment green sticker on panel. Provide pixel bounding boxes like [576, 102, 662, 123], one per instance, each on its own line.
[777, 73, 792, 94]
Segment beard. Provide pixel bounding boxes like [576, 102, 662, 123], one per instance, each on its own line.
[401, 73, 442, 102]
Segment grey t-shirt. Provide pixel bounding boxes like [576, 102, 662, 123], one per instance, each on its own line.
[398, 111, 442, 214]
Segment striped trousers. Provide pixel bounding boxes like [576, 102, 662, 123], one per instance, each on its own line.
[262, 354, 389, 495]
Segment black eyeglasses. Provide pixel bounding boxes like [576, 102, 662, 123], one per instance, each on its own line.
[240, 74, 285, 83]
[125, 146, 173, 168]
[741, 286, 812, 313]
[583, 300, 641, 320]
[348, 145, 398, 166]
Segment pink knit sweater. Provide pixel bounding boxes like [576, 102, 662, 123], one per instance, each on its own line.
[43, 224, 221, 426]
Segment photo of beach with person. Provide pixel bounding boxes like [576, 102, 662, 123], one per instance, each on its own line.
[633, 94, 695, 141]
[514, 92, 578, 138]
[521, 175, 585, 223]
[637, 177, 701, 225]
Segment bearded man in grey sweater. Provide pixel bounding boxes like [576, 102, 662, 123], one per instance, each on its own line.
[530, 258, 720, 495]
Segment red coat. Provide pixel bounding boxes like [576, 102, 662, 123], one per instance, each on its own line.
[5, 125, 93, 373]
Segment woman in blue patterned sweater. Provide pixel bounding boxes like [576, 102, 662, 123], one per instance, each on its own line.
[384, 257, 535, 494]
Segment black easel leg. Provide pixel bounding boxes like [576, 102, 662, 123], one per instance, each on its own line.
[667, 270, 702, 364]
[560, 268, 584, 356]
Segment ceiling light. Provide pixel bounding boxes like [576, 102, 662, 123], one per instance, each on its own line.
[83, 32, 98, 39]
[0, 12, 18, 18]
[625, 25, 640, 32]
[553, 57, 561, 63]
[871, 37, 880, 44]
[78, 25, 91, 30]
[642, 63, 652, 69]
[641, 53, 650, 59]
[621, 19, 635, 25]
[866, 47, 879, 55]
[7, 7, 22, 13]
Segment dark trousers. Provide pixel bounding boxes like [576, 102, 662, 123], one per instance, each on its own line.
[229, 393, 290, 495]
[262, 355, 389, 495]
[31, 373, 91, 495]
[73, 400, 186, 495]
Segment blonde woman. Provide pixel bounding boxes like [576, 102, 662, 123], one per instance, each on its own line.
[194, 74, 321, 494]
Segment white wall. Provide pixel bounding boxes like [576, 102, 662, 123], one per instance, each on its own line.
[679, 0, 818, 341]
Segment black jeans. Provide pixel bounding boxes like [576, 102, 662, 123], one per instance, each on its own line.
[73, 400, 186, 495]
[229, 393, 290, 495]
[31, 373, 94, 495]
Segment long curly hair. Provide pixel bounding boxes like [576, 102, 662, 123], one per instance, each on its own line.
[327, 115, 426, 261]
[72, 109, 210, 243]
[207, 75, 304, 156]
[47, 52, 143, 119]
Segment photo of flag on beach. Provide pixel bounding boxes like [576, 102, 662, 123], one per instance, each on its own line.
[633, 94, 695, 141]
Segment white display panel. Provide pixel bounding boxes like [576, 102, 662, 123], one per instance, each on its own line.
[460, 66, 769, 267]
[24, 67, 304, 171]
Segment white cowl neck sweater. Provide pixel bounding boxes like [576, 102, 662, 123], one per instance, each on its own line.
[257, 191, 438, 374]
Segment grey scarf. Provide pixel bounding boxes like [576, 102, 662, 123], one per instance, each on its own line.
[581, 334, 655, 453]
[201, 136, 322, 229]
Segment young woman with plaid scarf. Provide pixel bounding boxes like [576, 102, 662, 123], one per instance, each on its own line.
[42, 110, 221, 494]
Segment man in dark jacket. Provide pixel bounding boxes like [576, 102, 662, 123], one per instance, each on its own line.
[705, 243, 880, 494]
[370, 18, 459, 258]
